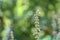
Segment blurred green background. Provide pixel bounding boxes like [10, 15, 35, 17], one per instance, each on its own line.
[0, 0, 60, 40]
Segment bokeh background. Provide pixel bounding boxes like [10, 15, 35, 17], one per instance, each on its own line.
[0, 0, 60, 40]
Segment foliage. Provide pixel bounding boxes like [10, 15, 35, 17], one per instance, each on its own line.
[0, 0, 60, 40]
